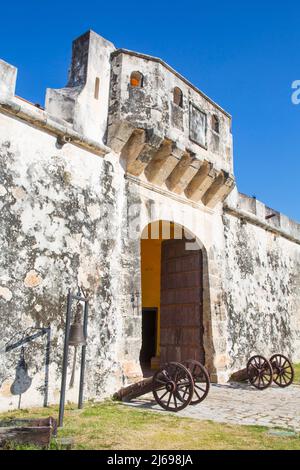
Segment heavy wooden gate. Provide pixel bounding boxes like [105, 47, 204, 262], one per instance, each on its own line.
[160, 238, 204, 364]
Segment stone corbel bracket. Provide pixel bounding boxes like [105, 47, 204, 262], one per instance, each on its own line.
[108, 121, 235, 208]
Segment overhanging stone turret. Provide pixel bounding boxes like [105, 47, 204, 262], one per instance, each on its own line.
[107, 49, 235, 208]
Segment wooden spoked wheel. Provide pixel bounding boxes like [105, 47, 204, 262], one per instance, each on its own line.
[152, 362, 194, 412]
[181, 360, 210, 405]
[270, 354, 294, 388]
[247, 355, 273, 390]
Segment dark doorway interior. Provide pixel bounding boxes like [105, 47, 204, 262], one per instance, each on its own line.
[140, 308, 157, 370]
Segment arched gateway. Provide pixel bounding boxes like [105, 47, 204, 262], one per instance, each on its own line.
[140, 221, 206, 373]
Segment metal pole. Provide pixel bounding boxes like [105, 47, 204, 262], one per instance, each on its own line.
[43, 327, 51, 407]
[78, 300, 88, 409]
[58, 290, 72, 427]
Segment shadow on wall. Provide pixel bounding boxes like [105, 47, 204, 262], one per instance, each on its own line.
[3, 327, 51, 409]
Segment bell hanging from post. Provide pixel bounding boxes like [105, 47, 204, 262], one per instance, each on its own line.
[68, 302, 86, 347]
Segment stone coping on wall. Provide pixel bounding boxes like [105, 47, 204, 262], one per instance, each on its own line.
[0, 95, 110, 157]
[224, 193, 300, 245]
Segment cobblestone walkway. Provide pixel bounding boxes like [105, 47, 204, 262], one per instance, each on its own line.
[124, 383, 300, 431]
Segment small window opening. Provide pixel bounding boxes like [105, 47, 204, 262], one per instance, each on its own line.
[173, 87, 183, 107]
[212, 115, 220, 134]
[130, 71, 143, 88]
[94, 77, 100, 100]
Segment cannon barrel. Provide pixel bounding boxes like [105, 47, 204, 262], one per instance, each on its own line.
[113, 376, 154, 401]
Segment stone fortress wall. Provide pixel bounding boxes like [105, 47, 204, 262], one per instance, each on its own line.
[0, 30, 299, 410]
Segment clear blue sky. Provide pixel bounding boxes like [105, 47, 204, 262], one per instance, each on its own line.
[1, 1, 299, 221]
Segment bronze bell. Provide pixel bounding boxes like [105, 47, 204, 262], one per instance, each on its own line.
[68, 302, 86, 347]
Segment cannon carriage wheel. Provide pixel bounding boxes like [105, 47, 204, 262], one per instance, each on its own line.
[270, 354, 294, 388]
[247, 355, 273, 390]
[152, 362, 194, 412]
[180, 360, 210, 405]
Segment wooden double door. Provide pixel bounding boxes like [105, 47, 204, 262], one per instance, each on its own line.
[160, 238, 204, 364]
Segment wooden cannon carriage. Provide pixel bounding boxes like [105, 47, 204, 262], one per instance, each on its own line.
[114, 360, 210, 412]
[231, 354, 294, 390]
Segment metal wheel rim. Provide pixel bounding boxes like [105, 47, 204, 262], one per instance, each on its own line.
[270, 354, 294, 388]
[181, 360, 210, 405]
[152, 362, 194, 412]
[247, 355, 273, 390]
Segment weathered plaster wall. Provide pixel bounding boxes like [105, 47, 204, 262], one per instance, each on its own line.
[222, 210, 300, 372]
[0, 112, 127, 411]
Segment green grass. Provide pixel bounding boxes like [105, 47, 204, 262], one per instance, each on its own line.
[1, 400, 300, 450]
[294, 363, 300, 384]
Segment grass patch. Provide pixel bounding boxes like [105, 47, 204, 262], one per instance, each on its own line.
[0, 400, 300, 450]
[293, 363, 300, 384]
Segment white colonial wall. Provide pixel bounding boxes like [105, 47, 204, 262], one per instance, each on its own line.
[0, 111, 128, 411]
[223, 212, 300, 371]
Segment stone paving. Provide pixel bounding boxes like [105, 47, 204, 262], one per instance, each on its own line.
[124, 382, 300, 432]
